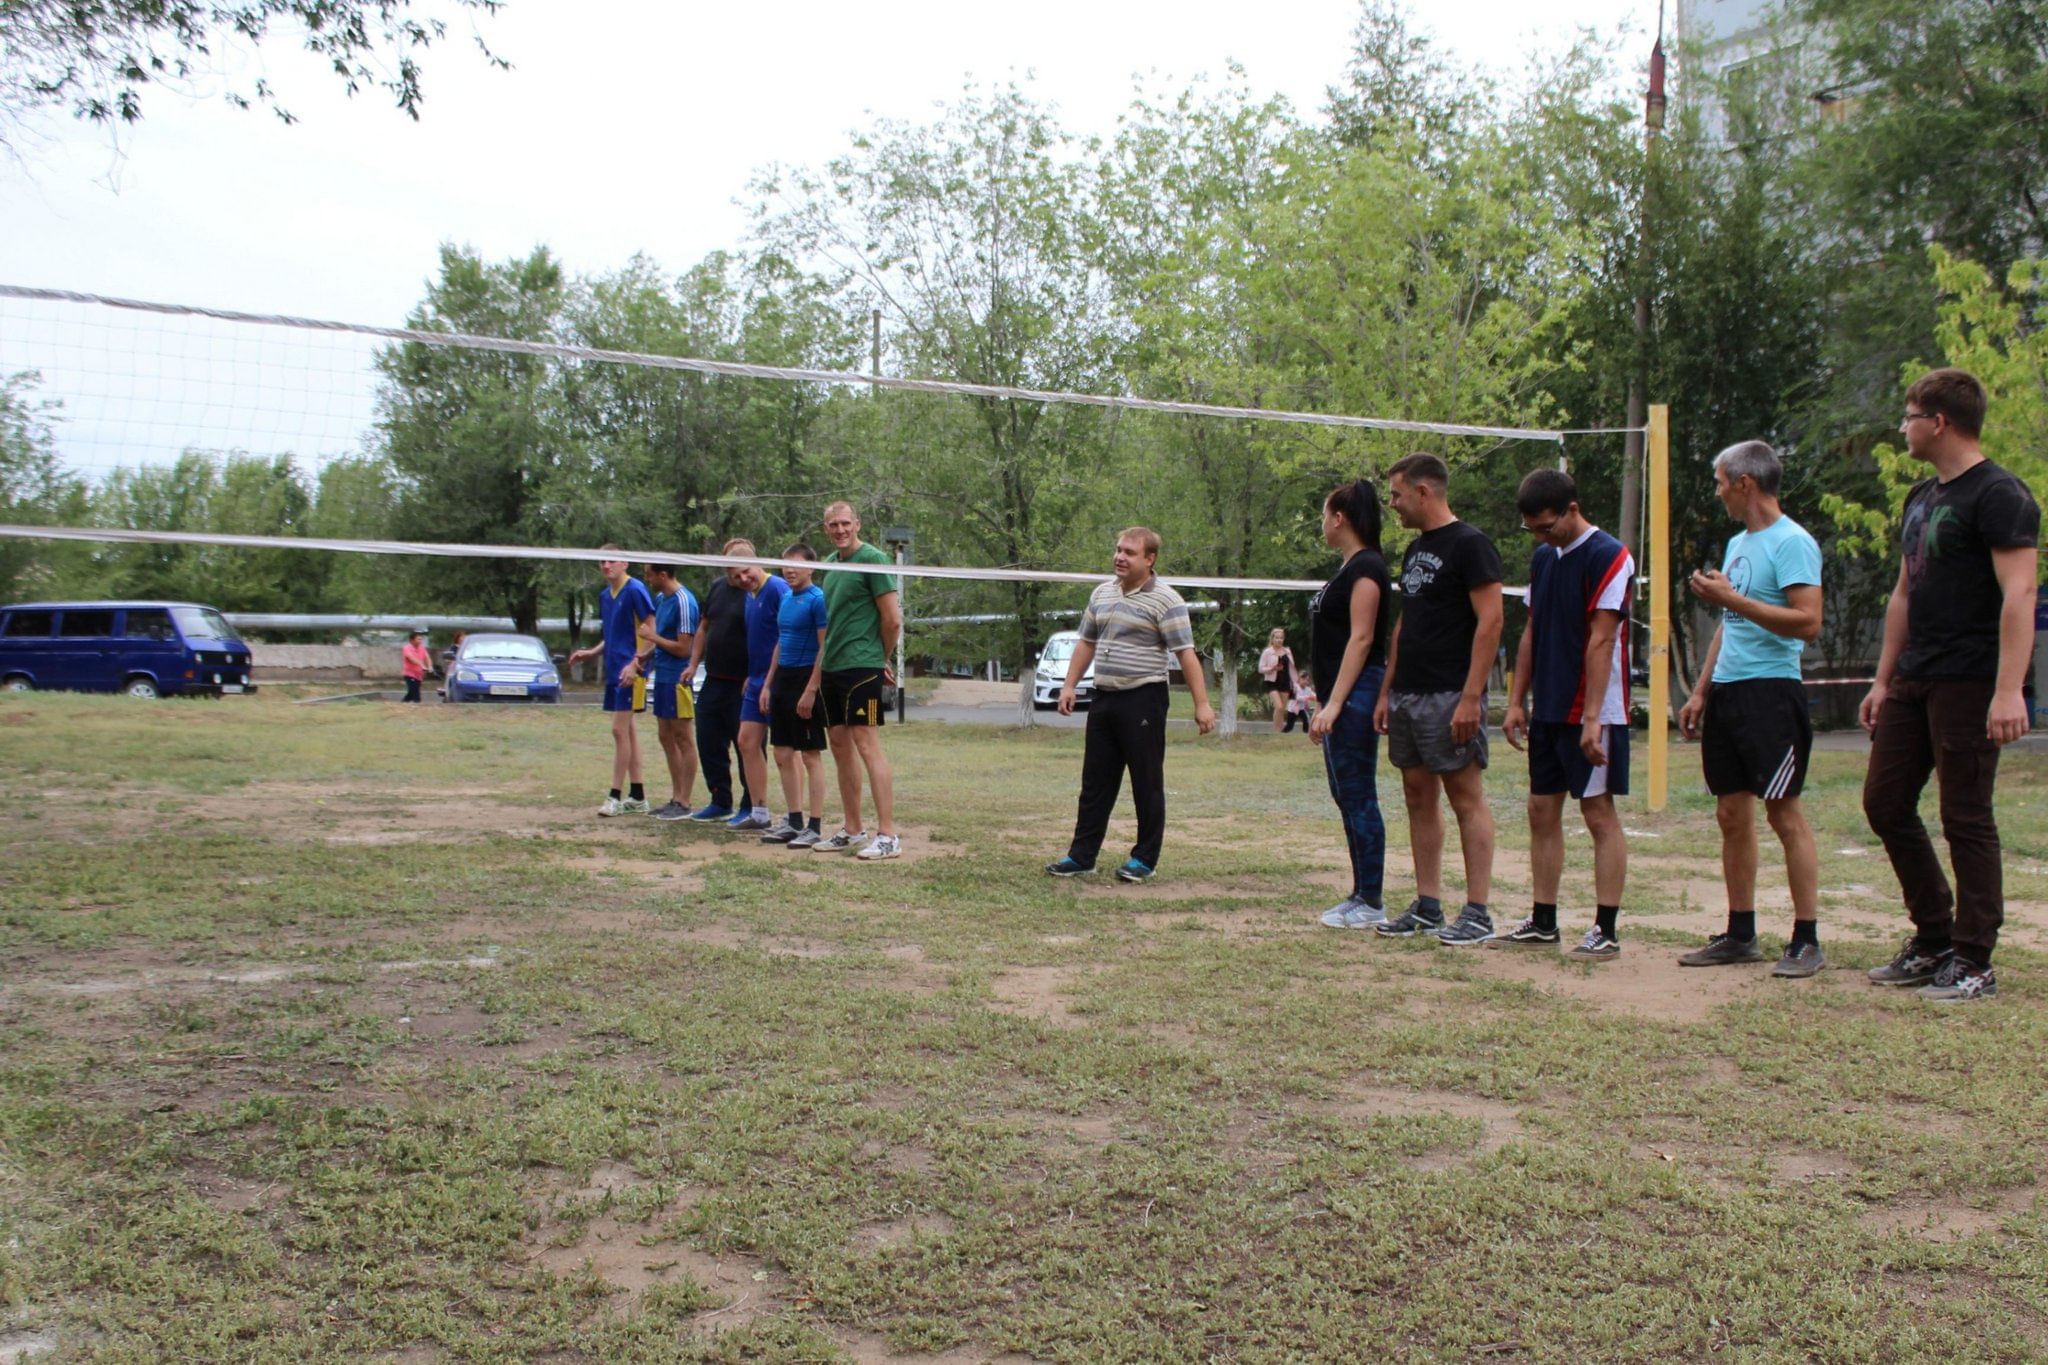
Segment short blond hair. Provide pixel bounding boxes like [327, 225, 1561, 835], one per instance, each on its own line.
[823, 500, 858, 521]
[1118, 526, 1161, 559]
[722, 536, 755, 555]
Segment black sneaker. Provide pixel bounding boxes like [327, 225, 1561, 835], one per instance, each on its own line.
[1374, 900, 1446, 938]
[1867, 939, 1950, 988]
[1677, 933, 1764, 968]
[1916, 956, 1996, 1002]
[1772, 942, 1825, 978]
[1491, 916, 1560, 947]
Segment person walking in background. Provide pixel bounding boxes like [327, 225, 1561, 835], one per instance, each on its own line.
[400, 628, 430, 704]
[1860, 368, 2040, 1003]
[1373, 453, 1504, 945]
[1500, 469, 1633, 961]
[1259, 628, 1302, 734]
[817, 501, 904, 860]
[761, 542, 830, 849]
[1045, 527, 1218, 884]
[566, 546, 655, 817]
[1674, 442, 1826, 978]
[642, 563, 702, 822]
[730, 550, 791, 833]
[681, 540, 758, 824]
[1309, 480, 1393, 929]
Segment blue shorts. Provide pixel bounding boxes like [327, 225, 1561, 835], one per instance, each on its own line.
[741, 675, 770, 725]
[603, 676, 647, 714]
[1528, 720, 1629, 799]
[649, 676, 695, 721]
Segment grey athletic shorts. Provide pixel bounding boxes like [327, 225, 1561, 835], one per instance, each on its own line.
[1387, 689, 1489, 774]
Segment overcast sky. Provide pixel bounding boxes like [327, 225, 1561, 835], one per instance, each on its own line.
[0, 0, 1650, 475]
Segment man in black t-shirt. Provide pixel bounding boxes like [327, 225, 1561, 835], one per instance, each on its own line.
[680, 539, 758, 822]
[1371, 453, 1505, 946]
[1861, 368, 2040, 1003]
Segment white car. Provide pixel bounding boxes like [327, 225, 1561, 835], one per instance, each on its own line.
[1031, 630, 1095, 709]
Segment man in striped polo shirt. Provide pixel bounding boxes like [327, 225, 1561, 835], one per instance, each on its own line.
[1046, 527, 1218, 883]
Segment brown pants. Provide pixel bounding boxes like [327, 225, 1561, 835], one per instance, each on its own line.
[1861, 678, 2004, 965]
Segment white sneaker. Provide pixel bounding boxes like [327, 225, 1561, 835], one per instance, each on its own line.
[597, 796, 624, 817]
[857, 833, 902, 861]
[816, 828, 869, 853]
[1319, 897, 1385, 929]
[618, 796, 650, 815]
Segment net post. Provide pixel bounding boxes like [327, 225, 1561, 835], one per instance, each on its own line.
[1648, 403, 1671, 812]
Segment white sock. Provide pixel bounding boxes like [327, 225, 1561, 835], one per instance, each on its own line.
[752, 805, 770, 821]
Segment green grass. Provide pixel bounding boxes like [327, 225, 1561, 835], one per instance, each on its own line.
[1, 692, 2045, 1362]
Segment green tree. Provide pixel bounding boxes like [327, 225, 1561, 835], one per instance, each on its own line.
[1, 0, 506, 144]
[0, 371, 87, 598]
[305, 453, 398, 611]
[86, 450, 317, 610]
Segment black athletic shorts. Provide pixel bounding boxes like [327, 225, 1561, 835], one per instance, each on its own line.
[1701, 678, 1811, 799]
[821, 667, 886, 728]
[769, 668, 827, 751]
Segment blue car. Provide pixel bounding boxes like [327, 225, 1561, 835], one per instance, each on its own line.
[443, 632, 562, 703]
[0, 600, 254, 699]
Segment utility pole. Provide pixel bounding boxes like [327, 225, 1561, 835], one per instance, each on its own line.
[870, 308, 881, 397]
[1619, 25, 1667, 565]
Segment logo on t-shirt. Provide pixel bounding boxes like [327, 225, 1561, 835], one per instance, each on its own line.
[1403, 552, 1444, 596]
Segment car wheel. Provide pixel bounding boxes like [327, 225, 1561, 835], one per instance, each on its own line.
[2, 674, 30, 693]
[123, 677, 160, 700]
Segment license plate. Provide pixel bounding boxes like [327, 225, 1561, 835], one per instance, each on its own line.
[489, 684, 526, 697]
[222, 684, 244, 694]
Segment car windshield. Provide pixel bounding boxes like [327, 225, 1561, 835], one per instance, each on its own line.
[171, 606, 236, 641]
[1042, 638, 1075, 662]
[464, 639, 550, 664]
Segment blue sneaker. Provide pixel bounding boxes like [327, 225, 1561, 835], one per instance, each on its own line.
[687, 803, 733, 823]
[729, 809, 772, 832]
[1046, 857, 1094, 878]
[1115, 858, 1154, 883]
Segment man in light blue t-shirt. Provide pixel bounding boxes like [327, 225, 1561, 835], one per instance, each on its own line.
[1676, 442, 1826, 977]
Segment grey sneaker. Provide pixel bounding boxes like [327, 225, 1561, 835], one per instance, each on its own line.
[729, 810, 773, 833]
[1772, 942, 1825, 978]
[1435, 905, 1496, 947]
[651, 800, 690, 822]
[787, 827, 822, 850]
[617, 796, 650, 816]
[816, 828, 869, 853]
[1678, 934, 1764, 968]
[1916, 956, 1996, 1003]
[1492, 916, 1561, 947]
[1321, 898, 1385, 929]
[1567, 926, 1620, 961]
[759, 818, 801, 844]
[1374, 901, 1446, 938]
[1868, 939, 1950, 987]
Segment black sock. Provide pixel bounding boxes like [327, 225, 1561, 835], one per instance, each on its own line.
[609, 788, 621, 800]
[1533, 901, 1558, 933]
[1417, 895, 1443, 916]
[1596, 904, 1619, 939]
[1727, 910, 1756, 941]
[1916, 933, 1952, 957]
[1791, 919, 1818, 949]
[808, 815, 822, 832]
[629, 783, 644, 801]
[788, 811, 801, 827]
[1466, 901, 1487, 918]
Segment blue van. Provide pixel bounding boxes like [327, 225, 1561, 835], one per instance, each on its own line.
[0, 601, 255, 699]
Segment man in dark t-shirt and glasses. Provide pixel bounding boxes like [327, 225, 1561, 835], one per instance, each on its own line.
[1861, 367, 2040, 1003]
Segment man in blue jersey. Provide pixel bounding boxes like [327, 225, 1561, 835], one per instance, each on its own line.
[566, 545, 657, 817]
[634, 563, 701, 821]
[1676, 441, 1826, 978]
[729, 550, 791, 833]
[1501, 470, 1633, 960]
[761, 542, 830, 848]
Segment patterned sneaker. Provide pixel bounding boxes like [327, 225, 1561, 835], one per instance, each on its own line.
[617, 797, 650, 815]
[1772, 942, 1825, 978]
[1374, 901, 1447, 938]
[759, 819, 801, 844]
[1916, 956, 1996, 1002]
[687, 803, 733, 823]
[1567, 927, 1620, 961]
[651, 800, 690, 822]
[1677, 934, 1764, 967]
[1046, 857, 1094, 878]
[816, 828, 869, 853]
[1115, 858, 1155, 883]
[1435, 905, 1497, 947]
[1868, 939, 1950, 987]
[1492, 916, 1561, 947]
[857, 833, 902, 861]
[1320, 897, 1385, 929]
[1320, 896, 1365, 928]
[786, 827, 822, 850]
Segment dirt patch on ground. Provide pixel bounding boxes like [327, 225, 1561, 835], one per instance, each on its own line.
[1326, 1080, 1528, 1170]
[1472, 942, 1836, 1025]
[829, 1327, 1037, 1365]
[985, 965, 1099, 1027]
[1858, 1186, 2042, 1243]
[850, 1210, 956, 1252]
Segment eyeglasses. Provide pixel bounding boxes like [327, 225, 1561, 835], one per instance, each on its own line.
[1902, 411, 1938, 424]
[1521, 518, 1561, 537]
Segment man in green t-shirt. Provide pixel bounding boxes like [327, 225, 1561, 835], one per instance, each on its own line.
[815, 500, 903, 860]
